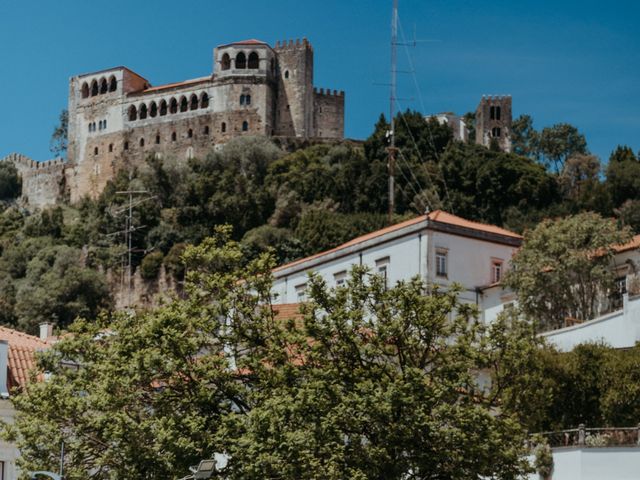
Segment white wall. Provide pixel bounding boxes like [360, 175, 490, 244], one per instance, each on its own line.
[542, 295, 640, 351]
[527, 447, 640, 480]
[0, 400, 19, 479]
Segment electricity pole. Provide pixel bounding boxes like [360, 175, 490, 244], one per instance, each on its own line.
[388, 0, 399, 224]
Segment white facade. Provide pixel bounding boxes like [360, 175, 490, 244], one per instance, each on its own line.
[527, 447, 640, 480]
[425, 113, 468, 142]
[271, 211, 521, 323]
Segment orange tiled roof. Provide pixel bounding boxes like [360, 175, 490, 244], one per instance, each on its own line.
[229, 39, 267, 46]
[0, 326, 50, 391]
[140, 77, 210, 94]
[273, 210, 521, 273]
[614, 234, 640, 253]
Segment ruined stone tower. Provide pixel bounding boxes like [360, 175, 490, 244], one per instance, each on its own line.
[475, 95, 512, 152]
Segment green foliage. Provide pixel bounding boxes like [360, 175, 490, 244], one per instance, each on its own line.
[163, 242, 188, 281]
[606, 145, 640, 207]
[531, 435, 554, 479]
[241, 225, 304, 265]
[139, 251, 164, 280]
[537, 123, 588, 174]
[49, 109, 68, 159]
[511, 114, 539, 158]
[6, 231, 535, 479]
[615, 199, 640, 233]
[0, 162, 22, 201]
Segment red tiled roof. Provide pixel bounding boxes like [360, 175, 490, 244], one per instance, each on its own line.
[228, 39, 267, 46]
[140, 77, 210, 94]
[0, 326, 50, 391]
[273, 210, 521, 273]
[614, 234, 640, 253]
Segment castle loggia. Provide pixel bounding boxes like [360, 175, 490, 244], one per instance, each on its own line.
[2, 38, 345, 206]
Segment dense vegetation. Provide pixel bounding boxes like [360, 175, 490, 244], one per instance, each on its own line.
[0, 111, 638, 334]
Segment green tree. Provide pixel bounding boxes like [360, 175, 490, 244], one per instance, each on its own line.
[505, 212, 632, 330]
[537, 123, 588, 174]
[605, 145, 640, 207]
[49, 109, 68, 159]
[7, 229, 534, 479]
[0, 162, 22, 201]
[511, 114, 538, 158]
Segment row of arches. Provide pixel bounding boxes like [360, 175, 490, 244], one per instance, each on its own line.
[128, 92, 209, 121]
[81, 76, 117, 98]
[221, 51, 260, 70]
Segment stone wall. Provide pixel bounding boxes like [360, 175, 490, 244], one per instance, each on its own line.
[0, 153, 65, 207]
[313, 88, 345, 139]
[475, 95, 512, 152]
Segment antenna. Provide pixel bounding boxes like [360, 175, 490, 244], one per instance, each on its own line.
[388, 0, 399, 224]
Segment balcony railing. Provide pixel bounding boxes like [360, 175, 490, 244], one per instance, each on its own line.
[533, 424, 640, 448]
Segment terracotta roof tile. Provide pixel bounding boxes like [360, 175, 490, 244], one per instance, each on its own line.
[228, 39, 267, 46]
[138, 77, 210, 94]
[273, 210, 521, 273]
[614, 234, 640, 253]
[0, 327, 50, 391]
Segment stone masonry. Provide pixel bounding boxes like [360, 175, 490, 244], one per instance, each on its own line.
[475, 95, 512, 152]
[1, 38, 345, 207]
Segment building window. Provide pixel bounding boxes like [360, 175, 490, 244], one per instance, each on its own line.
[188, 128, 193, 138]
[180, 96, 188, 112]
[221, 53, 231, 70]
[155, 134, 160, 145]
[108, 75, 117, 92]
[124, 141, 129, 150]
[284, 70, 289, 79]
[242, 121, 248, 132]
[376, 257, 390, 289]
[81, 82, 89, 98]
[245, 94, 251, 105]
[240, 94, 245, 106]
[91, 79, 98, 96]
[190, 94, 198, 111]
[149, 101, 158, 117]
[492, 260, 503, 283]
[171, 132, 177, 141]
[139, 104, 148, 119]
[492, 127, 501, 138]
[200, 92, 209, 108]
[186, 147, 194, 160]
[436, 250, 447, 277]
[159, 100, 167, 116]
[295, 283, 307, 302]
[204, 125, 210, 135]
[235, 52, 246, 69]
[103, 119, 107, 129]
[334, 270, 347, 288]
[221, 122, 226, 133]
[100, 77, 108, 94]
[94, 147, 98, 155]
[128, 105, 137, 121]
[169, 97, 178, 114]
[108, 143, 113, 152]
[248, 51, 259, 69]
[140, 138, 145, 147]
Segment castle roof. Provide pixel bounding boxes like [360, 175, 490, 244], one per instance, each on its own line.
[223, 39, 268, 47]
[138, 76, 211, 94]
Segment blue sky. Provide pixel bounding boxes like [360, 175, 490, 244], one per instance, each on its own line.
[0, 0, 638, 163]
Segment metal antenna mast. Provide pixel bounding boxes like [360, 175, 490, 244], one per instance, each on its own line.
[388, 0, 399, 224]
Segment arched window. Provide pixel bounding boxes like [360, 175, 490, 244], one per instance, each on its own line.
[248, 52, 259, 69]
[159, 100, 167, 116]
[109, 144, 113, 152]
[155, 134, 160, 144]
[204, 126, 210, 135]
[91, 80, 98, 96]
[495, 106, 501, 121]
[100, 78, 108, 94]
[149, 101, 158, 118]
[128, 105, 137, 121]
[235, 52, 246, 69]
[270, 58, 275, 75]
[200, 92, 209, 108]
[188, 128, 193, 138]
[94, 147, 98, 155]
[190, 94, 198, 111]
[245, 94, 251, 105]
[124, 141, 129, 150]
[284, 70, 289, 79]
[180, 96, 188, 112]
[104, 119, 107, 129]
[492, 127, 501, 138]
[139, 104, 148, 119]
[240, 95, 245, 106]
[221, 122, 226, 133]
[242, 121, 249, 132]
[171, 132, 177, 142]
[140, 138, 145, 147]
[221, 53, 231, 70]
[81, 82, 89, 98]
[169, 98, 178, 114]
[109, 76, 117, 92]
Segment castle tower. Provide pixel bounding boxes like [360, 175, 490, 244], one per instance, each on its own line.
[273, 39, 314, 138]
[475, 95, 512, 152]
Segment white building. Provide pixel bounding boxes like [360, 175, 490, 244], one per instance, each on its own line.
[425, 113, 468, 142]
[271, 210, 522, 322]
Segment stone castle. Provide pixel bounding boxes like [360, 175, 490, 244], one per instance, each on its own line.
[1, 38, 345, 207]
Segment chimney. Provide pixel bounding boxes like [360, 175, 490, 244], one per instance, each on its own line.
[0, 340, 9, 399]
[39, 322, 54, 341]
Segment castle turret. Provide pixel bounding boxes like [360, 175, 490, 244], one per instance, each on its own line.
[475, 95, 512, 152]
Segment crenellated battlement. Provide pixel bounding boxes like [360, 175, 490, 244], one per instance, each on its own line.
[314, 88, 344, 97]
[480, 94, 512, 102]
[0, 153, 65, 171]
[274, 38, 313, 51]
